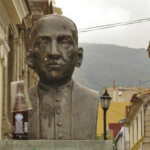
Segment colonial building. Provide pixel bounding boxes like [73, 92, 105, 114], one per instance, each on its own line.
[28, 0, 62, 22]
[0, 0, 32, 139]
[0, 0, 62, 139]
[124, 90, 150, 150]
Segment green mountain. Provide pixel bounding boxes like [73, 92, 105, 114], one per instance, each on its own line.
[73, 43, 150, 91]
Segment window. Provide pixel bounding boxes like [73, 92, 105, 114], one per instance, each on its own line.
[141, 111, 142, 136]
[136, 117, 138, 141]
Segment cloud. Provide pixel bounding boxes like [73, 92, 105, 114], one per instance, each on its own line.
[56, 0, 130, 28]
[55, 0, 150, 48]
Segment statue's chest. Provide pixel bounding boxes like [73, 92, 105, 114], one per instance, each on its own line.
[29, 86, 72, 140]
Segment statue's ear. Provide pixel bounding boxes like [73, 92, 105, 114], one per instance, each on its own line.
[26, 49, 34, 69]
[76, 47, 83, 67]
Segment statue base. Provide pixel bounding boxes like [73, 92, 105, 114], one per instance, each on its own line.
[0, 140, 113, 150]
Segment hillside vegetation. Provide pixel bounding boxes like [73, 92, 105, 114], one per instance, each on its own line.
[73, 43, 150, 91]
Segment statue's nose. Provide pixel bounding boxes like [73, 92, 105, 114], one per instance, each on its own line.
[48, 40, 60, 57]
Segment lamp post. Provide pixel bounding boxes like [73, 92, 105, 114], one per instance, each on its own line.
[100, 89, 112, 140]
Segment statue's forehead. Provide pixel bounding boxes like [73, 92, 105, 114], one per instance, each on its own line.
[32, 17, 76, 37]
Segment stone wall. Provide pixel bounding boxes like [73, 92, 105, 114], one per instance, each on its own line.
[0, 140, 113, 150]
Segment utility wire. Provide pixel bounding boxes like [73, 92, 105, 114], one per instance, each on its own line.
[1, 17, 150, 43]
[79, 18, 150, 30]
[130, 80, 150, 87]
[117, 79, 150, 88]
[79, 18, 150, 33]
[120, 79, 150, 88]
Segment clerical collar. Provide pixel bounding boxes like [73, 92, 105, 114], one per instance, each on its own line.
[38, 79, 74, 91]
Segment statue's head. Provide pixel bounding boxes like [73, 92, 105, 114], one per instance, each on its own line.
[27, 15, 83, 85]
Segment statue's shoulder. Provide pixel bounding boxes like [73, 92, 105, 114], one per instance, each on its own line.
[73, 81, 99, 101]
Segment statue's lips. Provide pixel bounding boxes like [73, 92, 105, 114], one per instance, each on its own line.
[48, 64, 62, 68]
[46, 62, 65, 68]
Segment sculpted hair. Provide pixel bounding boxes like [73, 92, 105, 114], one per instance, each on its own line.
[31, 14, 78, 45]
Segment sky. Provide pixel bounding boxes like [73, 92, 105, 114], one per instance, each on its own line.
[55, 0, 150, 49]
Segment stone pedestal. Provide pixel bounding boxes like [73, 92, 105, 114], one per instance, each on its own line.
[0, 140, 113, 150]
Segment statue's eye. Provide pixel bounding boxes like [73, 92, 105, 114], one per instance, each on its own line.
[38, 40, 47, 45]
[60, 39, 70, 45]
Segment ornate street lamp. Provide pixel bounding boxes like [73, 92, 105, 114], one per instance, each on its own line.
[100, 89, 112, 140]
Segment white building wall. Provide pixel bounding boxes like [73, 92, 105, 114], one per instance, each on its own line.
[115, 127, 129, 150]
[116, 136, 122, 150]
[129, 105, 144, 149]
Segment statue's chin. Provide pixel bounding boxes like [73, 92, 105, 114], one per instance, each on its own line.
[39, 72, 72, 85]
[37, 68, 74, 85]
[50, 70, 58, 78]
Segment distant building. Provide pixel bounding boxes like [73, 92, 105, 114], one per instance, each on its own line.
[147, 41, 150, 57]
[108, 123, 123, 139]
[106, 84, 148, 102]
[97, 101, 131, 137]
[97, 84, 149, 139]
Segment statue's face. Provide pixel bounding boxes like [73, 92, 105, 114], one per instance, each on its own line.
[30, 16, 82, 84]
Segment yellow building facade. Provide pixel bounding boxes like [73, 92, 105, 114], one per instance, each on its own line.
[97, 102, 131, 136]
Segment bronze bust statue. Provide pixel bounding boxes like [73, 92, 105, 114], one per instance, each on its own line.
[27, 14, 99, 140]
